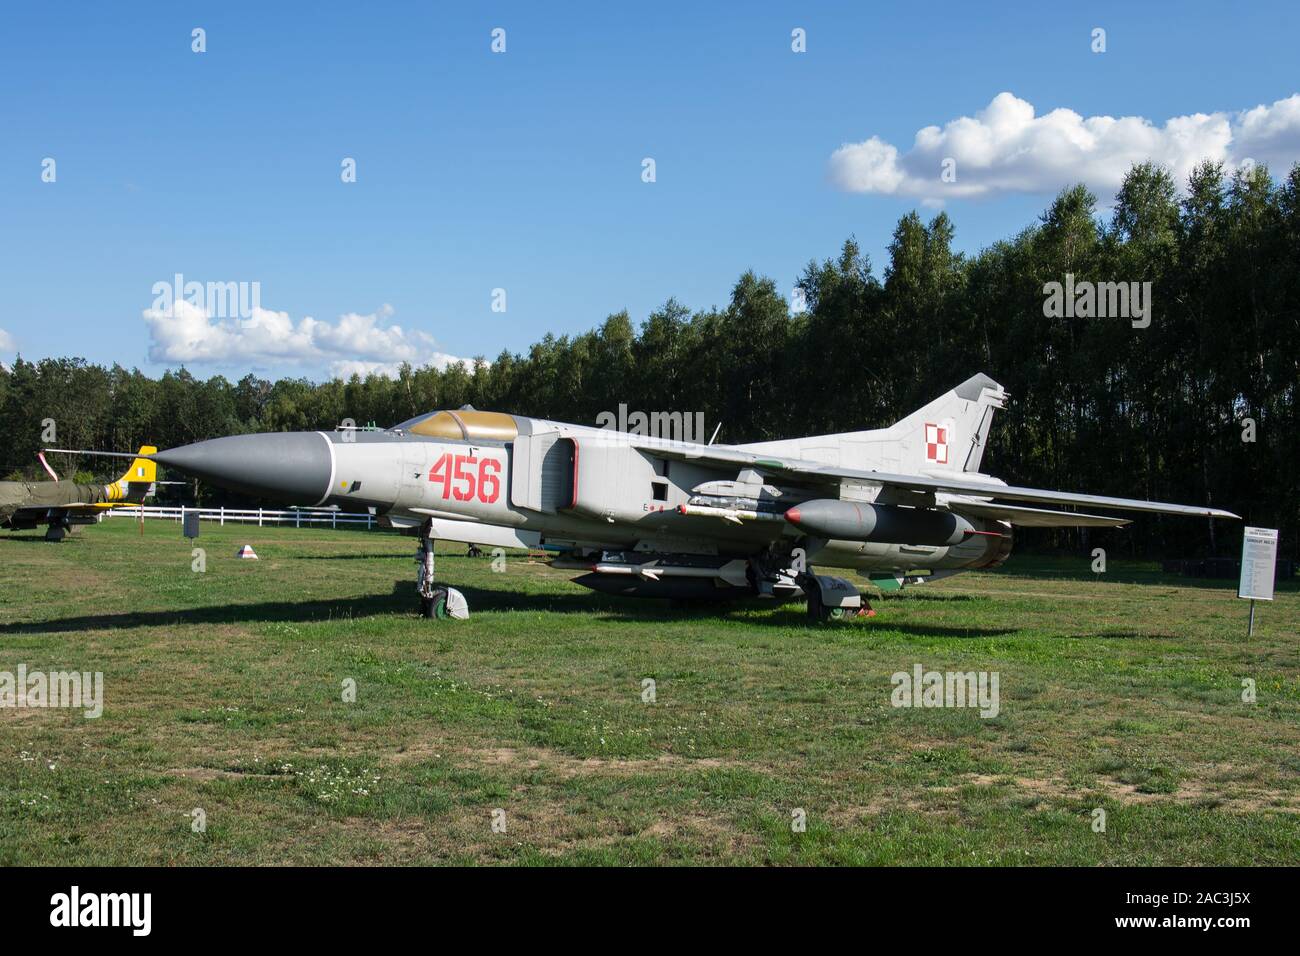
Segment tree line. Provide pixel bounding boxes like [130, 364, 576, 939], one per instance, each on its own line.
[2, 160, 1295, 558]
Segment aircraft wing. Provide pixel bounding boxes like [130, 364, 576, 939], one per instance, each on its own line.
[942, 497, 1131, 528]
[652, 444, 1240, 520]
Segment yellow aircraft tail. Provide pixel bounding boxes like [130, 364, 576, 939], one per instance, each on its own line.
[104, 446, 158, 502]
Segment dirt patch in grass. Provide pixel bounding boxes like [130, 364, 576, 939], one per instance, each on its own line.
[961, 772, 1298, 813]
[453, 745, 741, 779]
[382, 738, 745, 779]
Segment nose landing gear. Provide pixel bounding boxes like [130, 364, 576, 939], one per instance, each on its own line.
[416, 520, 470, 620]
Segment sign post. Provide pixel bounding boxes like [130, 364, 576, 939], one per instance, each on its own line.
[1237, 527, 1278, 637]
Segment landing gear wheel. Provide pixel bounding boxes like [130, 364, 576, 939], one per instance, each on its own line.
[807, 589, 832, 623]
[421, 587, 450, 619]
[802, 574, 869, 623]
[808, 595, 855, 622]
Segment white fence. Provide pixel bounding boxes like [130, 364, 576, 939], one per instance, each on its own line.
[103, 505, 377, 529]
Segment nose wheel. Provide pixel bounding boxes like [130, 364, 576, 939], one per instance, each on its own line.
[415, 520, 470, 620]
[421, 587, 450, 619]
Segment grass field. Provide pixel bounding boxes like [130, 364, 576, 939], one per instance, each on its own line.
[0, 517, 1297, 865]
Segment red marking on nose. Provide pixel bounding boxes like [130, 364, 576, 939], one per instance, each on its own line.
[784, 507, 802, 524]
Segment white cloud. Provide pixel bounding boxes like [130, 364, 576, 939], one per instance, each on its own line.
[327, 359, 460, 379]
[0, 328, 15, 352]
[142, 301, 475, 378]
[829, 92, 1300, 202]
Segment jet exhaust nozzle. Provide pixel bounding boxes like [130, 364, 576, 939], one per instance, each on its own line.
[783, 499, 979, 546]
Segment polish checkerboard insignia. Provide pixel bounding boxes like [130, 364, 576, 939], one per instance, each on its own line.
[925, 423, 949, 464]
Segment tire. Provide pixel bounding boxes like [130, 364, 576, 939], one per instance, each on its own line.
[807, 590, 851, 623]
[421, 587, 450, 619]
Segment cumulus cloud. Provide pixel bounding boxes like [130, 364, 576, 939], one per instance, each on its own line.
[328, 359, 436, 379]
[142, 301, 475, 378]
[829, 92, 1300, 202]
[0, 328, 15, 352]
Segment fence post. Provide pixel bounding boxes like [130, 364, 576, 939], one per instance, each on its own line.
[296, 509, 300, 529]
[332, 510, 337, 529]
[258, 507, 263, 527]
[220, 506, 225, 527]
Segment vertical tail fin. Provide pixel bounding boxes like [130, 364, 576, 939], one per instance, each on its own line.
[733, 374, 1006, 475]
[890, 374, 1006, 474]
[105, 446, 158, 502]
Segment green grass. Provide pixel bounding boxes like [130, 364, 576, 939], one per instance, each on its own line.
[0, 518, 1296, 865]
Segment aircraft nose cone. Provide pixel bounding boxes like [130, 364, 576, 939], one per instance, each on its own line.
[153, 432, 333, 504]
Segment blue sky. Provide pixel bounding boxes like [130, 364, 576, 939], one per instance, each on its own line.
[2, 1, 1297, 380]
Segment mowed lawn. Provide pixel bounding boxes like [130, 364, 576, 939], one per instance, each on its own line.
[0, 517, 1296, 865]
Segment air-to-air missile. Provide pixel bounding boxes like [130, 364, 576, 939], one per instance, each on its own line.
[86, 374, 1238, 621]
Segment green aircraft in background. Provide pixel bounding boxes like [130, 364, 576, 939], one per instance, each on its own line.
[0, 446, 157, 540]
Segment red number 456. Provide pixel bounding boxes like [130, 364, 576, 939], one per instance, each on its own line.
[428, 453, 501, 504]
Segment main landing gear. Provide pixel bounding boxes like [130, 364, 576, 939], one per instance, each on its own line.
[415, 519, 470, 620]
[798, 572, 875, 623]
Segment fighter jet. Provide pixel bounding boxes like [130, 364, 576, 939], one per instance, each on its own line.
[106, 375, 1236, 620]
[1, 447, 158, 541]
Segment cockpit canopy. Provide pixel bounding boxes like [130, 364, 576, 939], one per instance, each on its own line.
[390, 408, 519, 441]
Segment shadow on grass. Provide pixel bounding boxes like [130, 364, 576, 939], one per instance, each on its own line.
[0, 579, 675, 633]
[4, 530, 218, 545]
[2, 576, 1022, 637]
[0, 586, 416, 634]
[442, 585, 1024, 638]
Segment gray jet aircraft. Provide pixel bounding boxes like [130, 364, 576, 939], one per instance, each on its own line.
[89, 375, 1238, 620]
